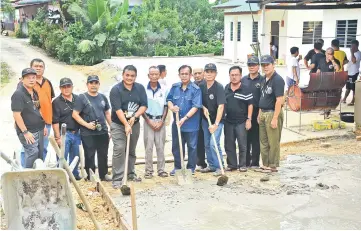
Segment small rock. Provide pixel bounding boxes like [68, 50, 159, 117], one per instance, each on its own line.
[320, 142, 331, 148]
[287, 190, 294, 195]
[316, 183, 330, 190]
[260, 176, 270, 182]
[356, 136, 361, 141]
[331, 185, 339, 189]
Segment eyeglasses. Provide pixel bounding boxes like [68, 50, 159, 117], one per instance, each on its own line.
[88, 81, 99, 85]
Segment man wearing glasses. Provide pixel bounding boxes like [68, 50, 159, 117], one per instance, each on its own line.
[11, 68, 46, 168]
[52, 78, 81, 180]
[73, 75, 112, 181]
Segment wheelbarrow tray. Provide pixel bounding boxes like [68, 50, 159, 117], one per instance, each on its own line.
[1, 168, 76, 230]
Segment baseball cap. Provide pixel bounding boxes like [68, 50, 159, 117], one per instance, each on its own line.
[21, 68, 37, 77]
[247, 56, 259, 65]
[59, 77, 73, 87]
[87, 75, 99, 83]
[260, 55, 275, 64]
[204, 63, 217, 71]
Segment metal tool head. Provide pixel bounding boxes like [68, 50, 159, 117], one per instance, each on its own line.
[175, 168, 193, 185]
[89, 169, 100, 183]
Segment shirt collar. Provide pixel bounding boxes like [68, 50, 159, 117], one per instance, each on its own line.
[60, 93, 75, 103]
[147, 82, 161, 93]
[247, 73, 261, 80]
[119, 81, 136, 91]
[178, 82, 191, 90]
[226, 83, 242, 91]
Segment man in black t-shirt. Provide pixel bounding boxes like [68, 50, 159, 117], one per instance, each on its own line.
[199, 63, 226, 176]
[11, 68, 46, 168]
[317, 47, 340, 73]
[72, 75, 112, 181]
[304, 39, 325, 69]
[309, 42, 326, 73]
[258, 55, 285, 173]
[224, 66, 253, 172]
[109, 65, 148, 188]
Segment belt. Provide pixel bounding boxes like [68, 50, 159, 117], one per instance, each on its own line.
[261, 109, 275, 112]
[146, 114, 162, 120]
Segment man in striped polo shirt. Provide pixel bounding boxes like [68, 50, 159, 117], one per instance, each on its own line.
[224, 66, 253, 172]
[142, 66, 169, 179]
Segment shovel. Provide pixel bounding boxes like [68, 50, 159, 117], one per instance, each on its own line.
[175, 112, 193, 185]
[121, 133, 131, 196]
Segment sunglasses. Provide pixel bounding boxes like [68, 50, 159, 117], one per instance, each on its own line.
[88, 81, 99, 84]
[61, 85, 72, 89]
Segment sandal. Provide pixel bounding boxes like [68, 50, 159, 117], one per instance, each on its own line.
[158, 171, 168, 178]
[225, 167, 237, 172]
[270, 168, 278, 172]
[254, 167, 264, 172]
[128, 173, 142, 182]
[144, 172, 153, 179]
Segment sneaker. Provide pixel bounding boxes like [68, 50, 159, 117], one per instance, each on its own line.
[101, 174, 112, 182]
[158, 171, 169, 177]
[170, 169, 176, 176]
[128, 173, 142, 182]
[195, 166, 206, 172]
[239, 167, 247, 172]
[213, 169, 222, 177]
[200, 167, 216, 173]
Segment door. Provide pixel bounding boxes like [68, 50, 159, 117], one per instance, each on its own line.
[271, 21, 279, 59]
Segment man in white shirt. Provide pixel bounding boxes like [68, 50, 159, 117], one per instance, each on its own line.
[286, 47, 301, 89]
[342, 40, 361, 106]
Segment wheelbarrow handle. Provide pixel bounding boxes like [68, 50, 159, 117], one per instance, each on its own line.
[0, 151, 21, 170]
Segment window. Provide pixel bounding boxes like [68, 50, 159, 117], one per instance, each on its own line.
[230, 22, 233, 41]
[336, 20, 358, 48]
[237, 22, 241, 41]
[252, 21, 258, 43]
[302, 21, 323, 44]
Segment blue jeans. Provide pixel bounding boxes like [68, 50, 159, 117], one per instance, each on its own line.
[202, 119, 224, 170]
[171, 124, 198, 171]
[21, 124, 51, 167]
[64, 131, 81, 177]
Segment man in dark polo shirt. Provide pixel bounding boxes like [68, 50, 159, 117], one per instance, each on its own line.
[199, 63, 226, 176]
[11, 68, 46, 168]
[167, 65, 202, 176]
[317, 47, 340, 73]
[193, 67, 207, 171]
[224, 66, 253, 172]
[304, 39, 325, 69]
[73, 75, 112, 181]
[309, 42, 326, 73]
[257, 55, 285, 173]
[109, 65, 147, 188]
[241, 56, 263, 169]
[52, 78, 81, 180]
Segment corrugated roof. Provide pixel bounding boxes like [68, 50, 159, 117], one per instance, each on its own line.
[213, 0, 244, 8]
[224, 3, 260, 12]
[16, 0, 50, 5]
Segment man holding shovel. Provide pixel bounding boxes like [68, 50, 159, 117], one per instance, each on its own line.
[142, 66, 169, 179]
[109, 65, 148, 189]
[199, 63, 226, 176]
[52, 78, 81, 180]
[166, 65, 202, 176]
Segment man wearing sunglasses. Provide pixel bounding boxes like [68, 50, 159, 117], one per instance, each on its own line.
[52, 78, 81, 180]
[241, 56, 263, 169]
[11, 68, 46, 168]
[73, 75, 112, 181]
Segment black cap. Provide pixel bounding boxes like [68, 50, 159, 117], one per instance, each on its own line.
[204, 63, 217, 71]
[260, 55, 275, 64]
[59, 77, 73, 87]
[247, 56, 259, 64]
[21, 68, 37, 77]
[87, 75, 99, 83]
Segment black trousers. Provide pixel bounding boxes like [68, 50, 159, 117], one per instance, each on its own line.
[224, 121, 247, 169]
[196, 119, 207, 168]
[246, 112, 260, 167]
[81, 133, 109, 180]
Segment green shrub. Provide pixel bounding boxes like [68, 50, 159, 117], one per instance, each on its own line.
[15, 25, 26, 38]
[44, 29, 66, 57]
[57, 35, 77, 63]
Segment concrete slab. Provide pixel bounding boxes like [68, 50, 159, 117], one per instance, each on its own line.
[112, 154, 361, 230]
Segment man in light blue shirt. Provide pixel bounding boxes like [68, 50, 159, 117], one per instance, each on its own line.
[142, 66, 169, 179]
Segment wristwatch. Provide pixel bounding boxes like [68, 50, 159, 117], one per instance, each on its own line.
[247, 117, 251, 121]
[22, 130, 28, 135]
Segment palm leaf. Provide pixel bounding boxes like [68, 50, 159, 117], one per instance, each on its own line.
[68, 3, 92, 25]
[87, 0, 107, 24]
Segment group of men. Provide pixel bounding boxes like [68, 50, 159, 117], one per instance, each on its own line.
[287, 39, 360, 107]
[12, 54, 286, 189]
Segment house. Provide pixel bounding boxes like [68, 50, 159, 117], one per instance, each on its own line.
[214, 0, 361, 64]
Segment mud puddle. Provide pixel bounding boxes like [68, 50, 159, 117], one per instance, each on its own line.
[114, 154, 361, 229]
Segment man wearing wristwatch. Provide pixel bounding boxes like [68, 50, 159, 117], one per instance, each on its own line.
[52, 78, 81, 180]
[199, 63, 226, 176]
[224, 66, 253, 173]
[11, 68, 46, 168]
[109, 65, 148, 189]
[142, 66, 169, 179]
[166, 65, 202, 176]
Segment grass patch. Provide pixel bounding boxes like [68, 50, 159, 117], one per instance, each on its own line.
[1, 62, 13, 87]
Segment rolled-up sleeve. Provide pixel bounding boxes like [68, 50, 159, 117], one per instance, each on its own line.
[192, 88, 202, 108]
[166, 87, 174, 103]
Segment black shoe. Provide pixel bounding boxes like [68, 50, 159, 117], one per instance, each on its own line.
[74, 176, 82, 181]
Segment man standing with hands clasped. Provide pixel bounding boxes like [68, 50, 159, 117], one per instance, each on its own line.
[257, 55, 285, 173]
[166, 65, 202, 176]
[142, 66, 168, 179]
[199, 63, 226, 176]
[72, 75, 112, 181]
[110, 65, 148, 189]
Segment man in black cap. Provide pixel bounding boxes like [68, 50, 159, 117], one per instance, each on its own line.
[72, 75, 112, 181]
[11, 68, 46, 168]
[257, 55, 285, 173]
[199, 63, 226, 176]
[241, 56, 263, 169]
[52, 78, 81, 180]
[224, 66, 253, 172]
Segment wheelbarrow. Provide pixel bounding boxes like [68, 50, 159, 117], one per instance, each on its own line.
[0, 151, 76, 230]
